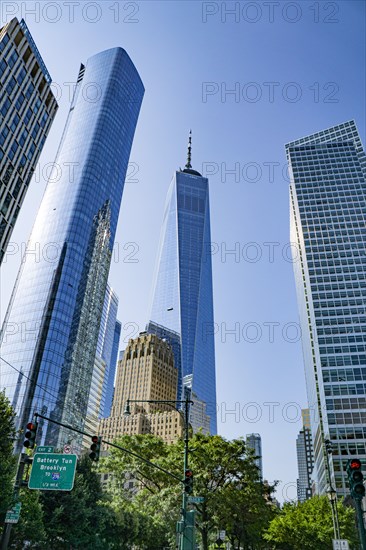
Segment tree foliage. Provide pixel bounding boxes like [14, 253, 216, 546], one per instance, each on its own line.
[103, 432, 277, 549]
[0, 390, 17, 518]
[39, 455, 118, 549]
[264, 495, 359, 550]
[5, 432, 278, 549]
[10, 489, 46, 549]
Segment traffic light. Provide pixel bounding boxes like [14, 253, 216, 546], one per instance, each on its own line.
[23, 421, 38, 449]
[184, 469, 193, 494]
[346, 458, 365, 500]
[325, 439, 333, 454]
[89, 435, 102, 461]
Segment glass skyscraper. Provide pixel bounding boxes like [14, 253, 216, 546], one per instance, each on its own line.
[96, 283, 120, 418]
[0, 18, 58, 263]
[0, 47, 144, 451]
[246, 433, 263, 480]
[287, 120, 366, 495]
[149, 136, 217, 434]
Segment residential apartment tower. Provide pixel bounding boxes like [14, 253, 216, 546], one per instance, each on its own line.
[0, 18, 58, 263]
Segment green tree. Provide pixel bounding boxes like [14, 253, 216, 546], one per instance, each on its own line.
[218, 479, 278, 549]
[10, 489, 46, 549]
[103, 435, 177, 548]
[40, 455, 119, 549]
[103, 432, 274, 550]
[0, 390, 17, 519]
[264, 495, 359, 550]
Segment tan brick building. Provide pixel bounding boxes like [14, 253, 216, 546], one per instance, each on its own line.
[99, 333, 184, 445]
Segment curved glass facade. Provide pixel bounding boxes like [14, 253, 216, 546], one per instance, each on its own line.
[0, 47, 144, 451]
[96, 283, 120, 418]
[149, 169, 217, 434]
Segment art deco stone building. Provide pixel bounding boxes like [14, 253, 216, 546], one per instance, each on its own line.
[99, 333, 184, 445]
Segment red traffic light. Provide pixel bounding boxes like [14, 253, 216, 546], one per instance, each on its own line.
[24, 420, 38, 449]
[25, 422, 37, 437]
[349, 459, 362, 470]
[184, 469, 193, 493]
[89, 435, 101, 461]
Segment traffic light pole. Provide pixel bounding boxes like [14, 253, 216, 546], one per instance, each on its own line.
[346, 459, 366, 549]
[1, 405, 192, 550]
[180, 393, 190, 550]
[0, 453, 31, 550]
[124, 394, 194, 550]
[33, 413, 182, 482]
[355, 499, 366, 550]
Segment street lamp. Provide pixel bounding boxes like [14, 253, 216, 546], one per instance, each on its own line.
[124, 393, 194, 550]
[324, 438, 340, 540]
[327, 487, 338, 541]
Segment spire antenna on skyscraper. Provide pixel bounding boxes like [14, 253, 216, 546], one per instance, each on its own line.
[182, 130, 202, 177]
[185, 129, 192, 170]
[149, 131, 217, 434]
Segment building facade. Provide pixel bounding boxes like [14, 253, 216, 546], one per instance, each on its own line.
[83, 355, 107, 450]
[183, 374, 210, 434]
[287, 120, 366, 495]
[146, 320, 182, 401]
[0, 18, 58, 263]
[296, 409, 314, 502]
[0, 47, 144, 451]
[246, 433, 263, 479]
[95, 283, 120, 418]
[99, 333, 184, 445]
[83, 284, 121, 449]
[148, 136, 217, 433]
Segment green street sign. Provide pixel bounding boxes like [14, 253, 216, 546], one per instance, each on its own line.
[188, 496, 204, 504]
[5, 502, 21, 524]
[29, 453, 77, 491]
[36, 446, 54, 453]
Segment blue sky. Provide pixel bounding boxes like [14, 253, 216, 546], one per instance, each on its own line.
[1, 0, 365, 501]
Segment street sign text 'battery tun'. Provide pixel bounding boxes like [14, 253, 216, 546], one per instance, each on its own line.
[29, 453, 77, 491]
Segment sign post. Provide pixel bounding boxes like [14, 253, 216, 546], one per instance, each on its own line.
[188, 496, 204, 504]
[29, 453, 77, 491]
[4, 503, 22, 524]
[332, 540, 350, 550]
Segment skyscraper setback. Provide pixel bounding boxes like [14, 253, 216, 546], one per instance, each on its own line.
[149, 135, 217, 434]
[99, 333, 184, 445]
[296, 409, 314, 502]
[0, 18, 58, 263]
[0, 47, 144, 450]
[287, 120, 366, 496]
[246, 433, 263, 480]
[96, 283, 120, 419]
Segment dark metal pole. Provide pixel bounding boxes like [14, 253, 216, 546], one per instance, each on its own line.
[0, 453, 26, 550]
[355, 499, 366, 550]
[325, 442, 340, 540]
[34, 412, 182, 482]
[180, 393, 190, 550]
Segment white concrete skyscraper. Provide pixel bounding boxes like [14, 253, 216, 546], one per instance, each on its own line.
[287, 120, 366, 496]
